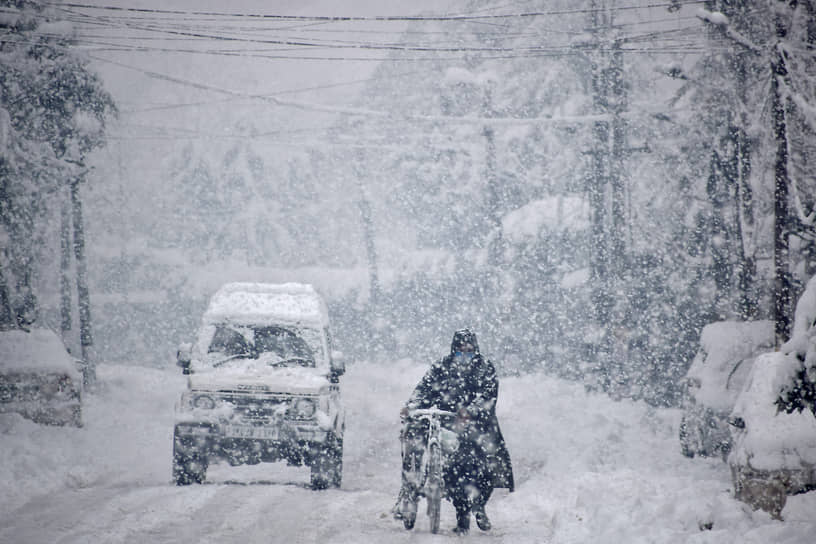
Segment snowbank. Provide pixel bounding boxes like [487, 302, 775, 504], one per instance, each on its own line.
[0, 364, 183, 515]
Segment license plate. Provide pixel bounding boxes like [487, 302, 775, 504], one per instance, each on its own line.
[223, 424, 279, 440]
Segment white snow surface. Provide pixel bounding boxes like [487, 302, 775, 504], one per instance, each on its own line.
[728, 274, 816, 472]
[1, 358, 815, 543]
[189, 363, 331, 395]
[686, 320, 774, 413]
[0, 328, 81, 378]
[502, 196, 590, 243]
[781, 274, 816, 358]
[730, 352, 816, 470]
[203, 282, 329, 329]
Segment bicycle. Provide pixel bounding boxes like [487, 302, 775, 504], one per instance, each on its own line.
[398, 407, 459, 534]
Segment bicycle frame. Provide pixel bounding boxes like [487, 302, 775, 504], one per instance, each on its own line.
[401, 407, 457, 533]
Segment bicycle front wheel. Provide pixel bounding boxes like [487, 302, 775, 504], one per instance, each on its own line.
[426, 443, 443, 534]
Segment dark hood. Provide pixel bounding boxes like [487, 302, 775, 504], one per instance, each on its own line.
[450, 328, 479, 354]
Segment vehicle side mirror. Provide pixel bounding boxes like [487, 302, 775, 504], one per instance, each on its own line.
[329, 351, 345, 382]
[177, 342, 192, 375]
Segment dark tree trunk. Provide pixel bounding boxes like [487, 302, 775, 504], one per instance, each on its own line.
[60, 193, 72, 336]
[71, 179, 95, 384]
[0, 258, 13, 329]
[772, 41, 792, 345]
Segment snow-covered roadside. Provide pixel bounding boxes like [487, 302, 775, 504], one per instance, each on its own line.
[495, 373, 815, 543]
[0, 363, 183, 514]
[1, 359, 814, 543]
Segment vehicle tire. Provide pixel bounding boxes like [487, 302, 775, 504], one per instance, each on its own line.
[70, 405, 83, 428]
[173, 433, 207, 485]
[398, 487, 418, 530]
[679, 415, 694, 458]
[311, 434, 343, 490]
[426, 443, 442, 534]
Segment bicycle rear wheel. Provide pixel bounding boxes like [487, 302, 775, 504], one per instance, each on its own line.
[426, 443, 443, 534]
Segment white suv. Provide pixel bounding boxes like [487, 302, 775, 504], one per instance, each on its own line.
[172, 282, 345, 489]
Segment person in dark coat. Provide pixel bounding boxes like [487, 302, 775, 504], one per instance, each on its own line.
[394, 329, 514, 534]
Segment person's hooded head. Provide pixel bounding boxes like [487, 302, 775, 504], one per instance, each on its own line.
[449, 329, 479, 370]
[450, 328, 479, 355]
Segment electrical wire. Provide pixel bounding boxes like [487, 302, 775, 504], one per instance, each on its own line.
[9, 1, 729, 61]
[47, 1, 710, 22]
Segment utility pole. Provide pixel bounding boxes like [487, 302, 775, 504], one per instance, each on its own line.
[589, 0, 612, 325]
[357, 192, 380, 310]
[588, 0, 629, 323]
[353, 153, 380, 312]
[609, 38, 627, 277]
[483, 78, 504, 265]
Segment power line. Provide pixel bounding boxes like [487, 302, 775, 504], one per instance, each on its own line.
[11, 2, 719, 59]
[49, 1, 709, 22]
[88, 51, 702, 130]
[27, 16, 718, 58]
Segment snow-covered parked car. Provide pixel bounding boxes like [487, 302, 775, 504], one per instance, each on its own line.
[172, 282, 346, 489]
[728, 278, 816, 518]
[679, 320, 774, 459]
[0, 327, 83, 427]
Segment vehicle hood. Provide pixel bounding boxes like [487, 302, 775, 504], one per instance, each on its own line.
[188, 364, 331, 395]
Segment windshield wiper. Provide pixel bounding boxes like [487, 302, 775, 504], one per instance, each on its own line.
[267, 357, 313, 368]
[212, 353, 253, 367]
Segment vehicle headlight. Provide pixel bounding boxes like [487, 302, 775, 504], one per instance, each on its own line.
[193, 395, 216, 409]
[291, 398, 316, 418]
[40, 381, 60, 396]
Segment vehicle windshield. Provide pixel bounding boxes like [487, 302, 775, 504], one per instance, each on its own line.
[207, 325, 315, 367]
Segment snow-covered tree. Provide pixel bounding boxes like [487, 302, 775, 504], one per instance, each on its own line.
[0, 1, 115, 325]
[683, 1, 816, 335]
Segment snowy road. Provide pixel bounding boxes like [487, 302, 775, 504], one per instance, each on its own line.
[2, 359, 814, 543]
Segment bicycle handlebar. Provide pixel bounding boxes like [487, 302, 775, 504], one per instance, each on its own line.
[405, 408, 458, 419]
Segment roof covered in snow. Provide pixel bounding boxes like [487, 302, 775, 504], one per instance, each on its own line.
[501, 195, 589, 243]
[0, 328, 80, 377]
[202, 282, 329, 329]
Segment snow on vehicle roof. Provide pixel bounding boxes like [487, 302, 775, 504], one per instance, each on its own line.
[687, 320, 774, 412]
[0, 328, 80, 377]
[202, 282, 329, 328]
[731, 351, 816, 470]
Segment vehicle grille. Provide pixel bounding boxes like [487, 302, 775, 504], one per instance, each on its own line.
[211, 391, 316, 423]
